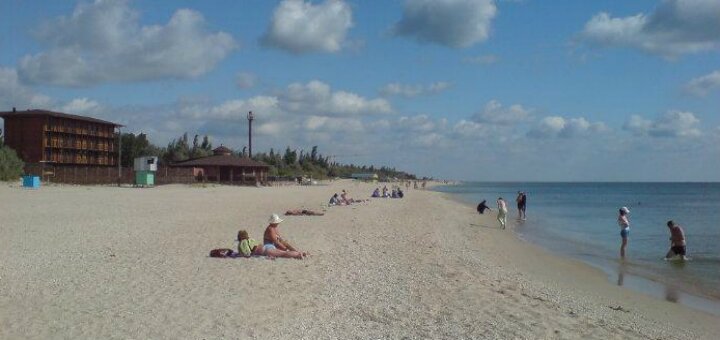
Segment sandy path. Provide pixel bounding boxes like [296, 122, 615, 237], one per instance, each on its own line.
[1, 181, 718, 339]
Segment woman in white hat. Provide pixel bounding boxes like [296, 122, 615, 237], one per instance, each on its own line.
[618, 207, 630, 259]
[263, 213, 308, 258]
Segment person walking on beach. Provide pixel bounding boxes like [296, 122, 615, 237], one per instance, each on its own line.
[477, 200, 492, 214]
[497, 197, 508, 229]
[665, 220, 687, 260]
[618, 207, 630, 259]
[516, 191, 527, 220]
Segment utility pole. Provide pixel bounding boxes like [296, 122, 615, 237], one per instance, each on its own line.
[247, 111, 254, 158]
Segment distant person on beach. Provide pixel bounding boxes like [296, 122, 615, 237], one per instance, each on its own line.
[665, 220, 687, 260]
[397, 188, 404, 198]
[414, 181, 418, 189]
[285, 209, 324, 216]
[237, 229, 303, 259]
[382, 186, 389, 198]
[329, 193, 342, 206]
[516, 191, 527, 220]
[477, 200, 492, 214]
[371, 188, 380, 197]
[263, 214, 308, 258]
[497, 197, 508, 229]
[618, 207, 630, 259]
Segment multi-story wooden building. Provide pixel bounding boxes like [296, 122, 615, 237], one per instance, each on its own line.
[0, 108, 121, 166]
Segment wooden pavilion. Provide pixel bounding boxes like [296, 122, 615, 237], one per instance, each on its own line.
[171, 146, 269, 184]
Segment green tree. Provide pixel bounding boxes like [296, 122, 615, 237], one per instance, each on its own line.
[201, 135, 212, 151]
[162, 132, 191, 164]
[0, 145, 24, 181]
[283, 147, 297, 165]
[120, 133, 161, 167]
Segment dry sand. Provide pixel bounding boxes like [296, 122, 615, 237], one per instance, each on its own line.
[1, 180, 719, 339]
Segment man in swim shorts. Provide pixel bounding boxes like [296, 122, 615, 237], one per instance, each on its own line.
[665, 220, 687, 260]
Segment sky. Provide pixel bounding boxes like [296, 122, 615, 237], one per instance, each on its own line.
[1, 0, 719, 181]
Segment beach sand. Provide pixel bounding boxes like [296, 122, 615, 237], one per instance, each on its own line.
[1, 180, 718, 339]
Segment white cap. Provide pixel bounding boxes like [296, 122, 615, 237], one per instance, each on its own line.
[268, 213, 284, 224]
[620, 207, 630, 214]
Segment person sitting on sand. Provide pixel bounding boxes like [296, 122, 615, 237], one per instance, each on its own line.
[665, 220, 687, 260]
[237, 229, 303, 259]
[397, 188, 404, 198]
[285, 209, 325, 216]
[391, 189, 398, 198]
[263, 214, 308, 258]
[382, 186, 389, 198]
[341, 190, 355, 204]
[371, 188, 380, 197]
[477, 200, 492, 214]
[329, 193, 343, 206]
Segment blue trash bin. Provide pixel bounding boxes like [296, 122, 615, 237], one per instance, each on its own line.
[23, 176, 41, 189]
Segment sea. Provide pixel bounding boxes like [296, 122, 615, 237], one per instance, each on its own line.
[434, 182, 720, 315]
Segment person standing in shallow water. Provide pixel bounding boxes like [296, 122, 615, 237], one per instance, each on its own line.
[516, 191, 527, 220]
[665, 220, 687, 260]
[618, 207, 630, 259]
[497, 197, 508, 229]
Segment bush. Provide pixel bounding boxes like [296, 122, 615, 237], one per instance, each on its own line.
[0, 145, 24, 181]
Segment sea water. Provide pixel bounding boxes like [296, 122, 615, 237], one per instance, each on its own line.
[434, 182, 720, 313]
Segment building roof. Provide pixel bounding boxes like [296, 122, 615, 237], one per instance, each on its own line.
[212, 145, 232, 155]
[172, 155, 269, 168]
[0, 109, 123, 127]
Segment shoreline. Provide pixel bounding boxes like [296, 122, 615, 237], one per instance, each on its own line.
[433, 185, 720, 316]
[2, 181, 719, 338]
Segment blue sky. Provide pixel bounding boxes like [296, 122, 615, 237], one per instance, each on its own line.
[1, 0, 719, 181]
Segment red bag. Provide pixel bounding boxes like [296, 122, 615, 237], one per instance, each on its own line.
[209, 248, 234, 258]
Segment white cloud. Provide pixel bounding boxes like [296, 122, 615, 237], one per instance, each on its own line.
[279, 80, 392, 116]
[579, 0, 720, 57]
[180, 96, 280, 121]
[462, 54, 499, 64]
[393, 0, 497, 48]
[305, 116, 364, 133]
[261, 0, 353, 53]
[684, 70, 720, 96]
[379, 81, 451, 97]
[452, 119, 490, 139]
[18, 0, 237, 86]
[396, 115, 446, 133]
[528, 116, 607, 138]
[624, 111, 701, 138]
[59, 98, 102, 114]
[471, 100, 531, 125]
[236, 72, 258, 89]
[0, 67, 52, 109]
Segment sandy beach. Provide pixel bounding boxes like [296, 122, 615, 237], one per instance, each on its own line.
[1, 180, 719, 339]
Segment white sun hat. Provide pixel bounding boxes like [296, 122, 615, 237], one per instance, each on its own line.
[268, 213, 284, 224]
[620, 207, 630, 214]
